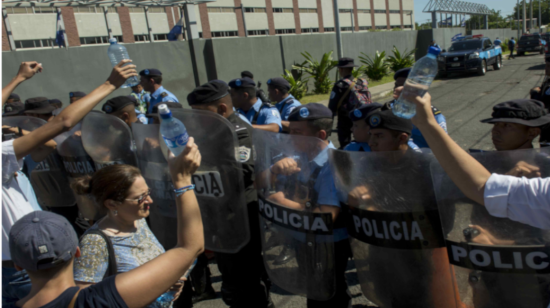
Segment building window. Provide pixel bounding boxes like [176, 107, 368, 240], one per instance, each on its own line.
[375, 25, 387, 29]
[374, 10, 386, 13]
[80, 36, 116, 45]
[301, 28, 319, 33]
[341, 27, 354, 31]
[15, 39, 58, 49]
[357, 9, 371, 14]
[154, 34, 168, 41]
[273, 8, 293, 13]
[324, 27, 335, 32]
[276, 28, 296, 34]
[74, 7, 99, 13]
[134, 34, 150, 42]
[5, 7, 30, 14]
[248, 30, 267, 36]
[34, 7, 56, 14]
[358, 26, 371, 30]
[129, 8, 145, 13]
[244, 8, 266, 13]
[338, 9, 352, 13]
[212, 31, 238, 37]
[299, 8, 317, 13]
[207, 7, 235, 13]
[404, 25, 412, 29]
[389, 10, 401, 14]
[147, 7, 165, 13]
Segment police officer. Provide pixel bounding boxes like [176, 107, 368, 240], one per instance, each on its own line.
[328, 57, 372, 149]
[139, 68, 179, 115]
[344, 103, 382, 151]
[480, 99, 550, 151]
[530, 57, 550, 108]
[366, 109, 414, 152]
[6, 93, 21, 104]
[3, 101, 24, 117]
[392, 67, 447, 148]
[264, 103, 352, 308]
[230, 77, 282, 133]
[267, 77, 302, 133]
[494, 37, 502, 46]
[102, 96, 143, 126]
[69, 91, 86, 104]
[188, 80, 273, 308]
[23, 97, 56, 122]
[508, 37, 516, 59]
[48, 99, 63, 110]
[241, 70, 270, 103]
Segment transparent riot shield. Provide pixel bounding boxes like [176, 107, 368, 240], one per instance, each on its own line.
[142, 109, 250, 253]
[431, 148, 550, 308]
[81, 112, 137, 169]
[56, 123, 99, 220]
[254, 129, 336, 300]
[329, 149, 461, 308]
[2, 116, 47, 134]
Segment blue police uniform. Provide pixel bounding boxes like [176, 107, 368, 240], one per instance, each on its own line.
[237, 98, 282, 130]
[148, 86, 179, 114]
[411, 111, 447, 148]
[275, 94, 302, 121]
[494, 39, 502, 46]
[344, 140, 421, 152]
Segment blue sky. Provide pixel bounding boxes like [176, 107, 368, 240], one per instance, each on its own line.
[414, 0, 520, 25]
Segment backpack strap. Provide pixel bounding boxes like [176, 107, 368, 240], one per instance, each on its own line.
[68, 289, 81, 308]
[80, 229, 117, 279]
[336, 79, 357, 112]
[252, 102, 273, 125]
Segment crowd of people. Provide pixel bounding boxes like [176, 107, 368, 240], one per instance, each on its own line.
[2, 50, 550, 308]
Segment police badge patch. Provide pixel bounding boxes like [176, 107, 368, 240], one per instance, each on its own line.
[299, 108, 309, 118]
[369, 114, 381, 127]
[238, 146, 251, 162]
[353, 109, 362, 118]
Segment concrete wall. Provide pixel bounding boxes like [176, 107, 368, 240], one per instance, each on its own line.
[432, 27, 465, 51]
[3, 29, 457, 109]
[472, 29, 517, 41]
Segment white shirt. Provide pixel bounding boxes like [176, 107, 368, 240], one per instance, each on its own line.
[2, 140, 38, 260]
[484, 173, 550, 230]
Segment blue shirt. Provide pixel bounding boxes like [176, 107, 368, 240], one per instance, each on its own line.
[411, 113, 447, 148]
[494, 39, 502, 46]
[237, 99, 282, 130]
[148, 86, 179, 114]
[275, 94, 302, 121]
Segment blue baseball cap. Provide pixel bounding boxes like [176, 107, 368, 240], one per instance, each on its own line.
[9, 211, 79, 271]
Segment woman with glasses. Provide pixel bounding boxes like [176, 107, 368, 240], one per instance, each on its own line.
[71, 164, 183, 308]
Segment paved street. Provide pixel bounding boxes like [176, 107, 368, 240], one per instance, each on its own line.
[195, 53, 546, 308]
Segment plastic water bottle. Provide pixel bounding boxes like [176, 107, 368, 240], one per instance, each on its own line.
[107, 38, 139, 88]
[393, 46, 441, 119]
[155, 259, 197, 304]
[158, 104, 189, 156]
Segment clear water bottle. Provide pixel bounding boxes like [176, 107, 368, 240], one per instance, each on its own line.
[107, 38, 139, 88]
[393, 46, 441, 119]
[158, 104, 189, 156]
[155, 259, 197, 304]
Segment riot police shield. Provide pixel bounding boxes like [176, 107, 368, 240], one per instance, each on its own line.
[2, 116, 47, 136]
[142, 109, 250, 253]
[81, 112, 137, 169]
[254, 129, 336, 300]
[56, 123, 99, 220]
[431, 148, 550, 308]
[329, 149, 460, 308]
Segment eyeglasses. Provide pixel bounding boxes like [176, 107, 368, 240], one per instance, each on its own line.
[124, 190, 151, 204]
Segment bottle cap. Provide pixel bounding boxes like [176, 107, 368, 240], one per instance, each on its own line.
[428, 46, 441, 56]
[109, 38, 117, 44]
[157, 104, 172, 119]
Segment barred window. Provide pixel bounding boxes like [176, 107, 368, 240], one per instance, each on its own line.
[375, 25, 387, 29]
[129, 7, 145, 13]
[273, 8, 294, 13]
[212, 31, 239, 37]
[301, 28, 319, 33]
[341, 27, 353, 31]
[154, 34, 168, 40]
[74, 7, 99, 13]
[338, 9, 352, 13]
[148, 7, 165, 13]
[35, 7, 56, 14]
[389, 10, 401, 14]
[299, 8, 317, 13]
[15, 39, 57, 49]
[248, 30, 267, 36]
[324, 27, 335, 32]
[357, 9, 371, 14]
[80, 36, 115, 45]
[6, 7, 31, 14]
[374, 10, 386, 13]
[208, 7, 235, 13]
[358, 26, 371, 30]
[134, 34, 150, 42]
[276, 28, 296, 34]
[245, 7, 267, 13]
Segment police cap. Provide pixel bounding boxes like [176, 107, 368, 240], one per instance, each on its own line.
[349, 103, 383, 121]
[147, 102, 183, 117]
[228, 77, 256, 89]
[49, 99, 63, 109]
[241, 71, 254, 79]
[288, 103, 332, 122]
[102, 96, 135, 114]
[139, 69, 162, 77]
[3, 101, 25, 116]
[367, 109, 413, 134]
[480, 99, 550, 127]
[267, 77, 291, 90]
[69, 91, 86, 98]
[8, 93, 20, 102]
[24, 97, 56, 115]
[188, 80, 229, 106]
[393, 68, 411, 80]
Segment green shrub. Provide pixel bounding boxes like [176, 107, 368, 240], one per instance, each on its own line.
[282, 69, 308, 100]
[359, 51, 389, 81]
[501, 39, 509, 53]
[292, 51, 338, 94]
[386, 46, 416, 72]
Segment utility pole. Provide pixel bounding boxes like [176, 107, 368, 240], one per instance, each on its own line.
[539, 0, 542, 29]
[333, 0, 343, 59]
[517, 0, 521, 38]
[523, 0, 527, 33]
[530, 0, 533, 30]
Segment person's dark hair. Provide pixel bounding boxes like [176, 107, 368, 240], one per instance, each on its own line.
[307, 118, 333, 139]
[151, 76, 163, 85]
[269, 85, 289, 95]
[72, 164, 142, 209]
[237, 87, 256, 99]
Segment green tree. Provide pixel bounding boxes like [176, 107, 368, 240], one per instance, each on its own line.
[292, 52, 338, 94]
